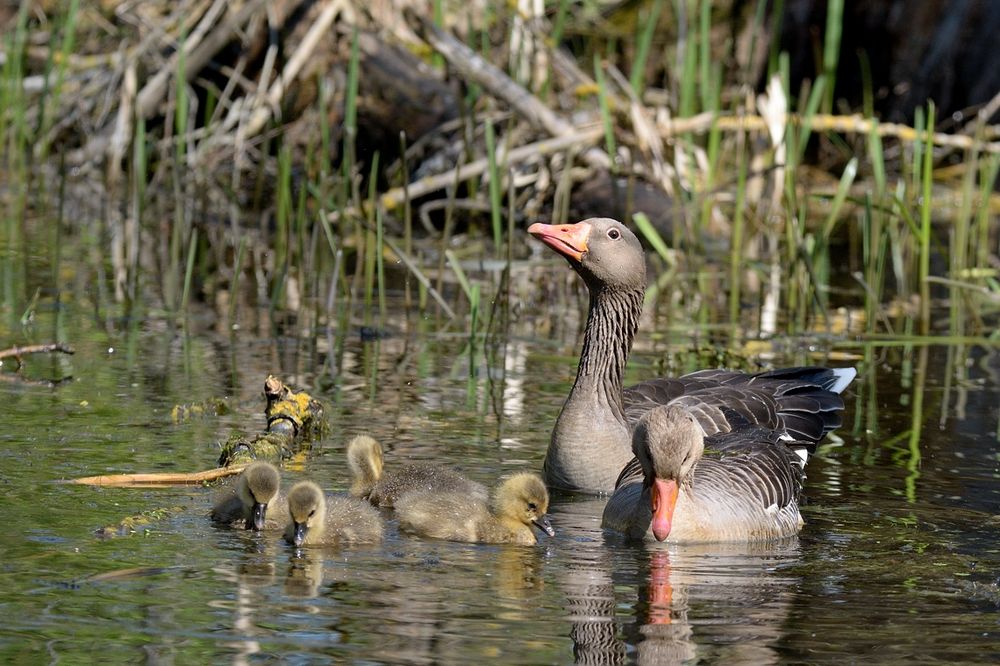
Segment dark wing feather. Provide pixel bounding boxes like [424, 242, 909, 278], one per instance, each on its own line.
[623, 366, 848, 446]
[700, 427, 806, 508]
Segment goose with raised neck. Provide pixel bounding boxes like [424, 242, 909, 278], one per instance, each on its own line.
[528, 218, 855, 494]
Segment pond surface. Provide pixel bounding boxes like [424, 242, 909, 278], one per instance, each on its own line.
[1, 274, 999, 663]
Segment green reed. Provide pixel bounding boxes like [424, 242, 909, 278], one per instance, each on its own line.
[814, 156, 858, 311]
[697, 0, 713, 111]
[363, 153, 381, 324]
[0, 5, 28, 168]
[1, 3, 31, 312]
[228, 235, 247, 327]
[728, 140, 749, 327]
[820, 0, 844, 114]
[594, 55, 616, 168]
[741, 0, 770, 85]
[975, 155, 1000, 271]
[341, 25, 361, 254]
[698, 63, 722, 237]
[399, 132, 414, 310]
[629, 0, 662, 97]
[376, 206, 387, 324]
[484, 120, 503, 255]
[950, 144, 978, 336]
[446, 249, 482, 360]
[918, 103, 935, 334]
[179, 229, 198, 319]
[272, 145, 293, 309]
[35, 0, 78, 165]
[168, 28, 190, 312]
[540, 0, 573, 99]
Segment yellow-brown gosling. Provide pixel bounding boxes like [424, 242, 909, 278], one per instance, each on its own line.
[347, 434, 488, 508]
[396, 472, 555, 545]
[210, 461, 282, 531]
[283, 481, 383, 547]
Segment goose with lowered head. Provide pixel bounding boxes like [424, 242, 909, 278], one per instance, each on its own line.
[602, 404, 812, 542]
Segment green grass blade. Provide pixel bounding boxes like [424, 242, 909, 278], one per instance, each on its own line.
[820, 157, 858, 240]
[821, 0, 844, 113]
[630, 0, 663, 97]
[633, 212, 674, 265]
[484, 120, 503, 255]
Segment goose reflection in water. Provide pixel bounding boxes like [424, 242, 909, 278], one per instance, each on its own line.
[285, 549, 324, 599]
[552, 496, 802, 664]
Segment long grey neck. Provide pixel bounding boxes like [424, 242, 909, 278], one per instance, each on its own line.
[544, 285, 644, 494]
[574, 286, 642, 416]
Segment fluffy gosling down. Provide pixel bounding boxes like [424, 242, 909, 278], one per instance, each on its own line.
[210, 461, 282, 531]
[396, 472, 555, 545]
[347, 434, 488, 508]
[283, 481, 383, 547]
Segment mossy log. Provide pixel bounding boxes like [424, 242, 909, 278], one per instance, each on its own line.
[72, 374, 329, 486]
[216, 375, 329, 466]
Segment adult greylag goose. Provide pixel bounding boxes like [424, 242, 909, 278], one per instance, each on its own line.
[528, 218, 855, 494]
[210, 461, 283, 531]
[602, 404, 809, 541]
[283, 481, 383, 547]
[347, 434, 488, 508]
[396, 472, 555, 545]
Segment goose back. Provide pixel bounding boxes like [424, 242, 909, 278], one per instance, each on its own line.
[370, 465, 488, 509]
[347, 434, 488, 508]
[624, 367, 852, 447]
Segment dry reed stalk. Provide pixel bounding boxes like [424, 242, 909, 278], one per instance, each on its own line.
[657, 112, 1000, 153]
[70, 464, 247, 487]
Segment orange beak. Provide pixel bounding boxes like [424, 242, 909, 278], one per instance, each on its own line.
[527, 222, 592, 262]
[650, 478, 679, 541]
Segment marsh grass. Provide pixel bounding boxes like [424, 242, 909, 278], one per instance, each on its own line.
[1, 1, 998, 416]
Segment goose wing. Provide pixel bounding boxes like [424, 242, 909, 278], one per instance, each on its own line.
[624, 366, 849, 444]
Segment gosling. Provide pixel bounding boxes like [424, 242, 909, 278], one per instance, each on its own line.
[210, 461, 282, 531]
[347, 434, 488, 508]
[396, 472, 555, 545]
[283, 481, 383, 547]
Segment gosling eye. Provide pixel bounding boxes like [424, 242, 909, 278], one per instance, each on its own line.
[527, 502, 537, 511]
[308, 509, 316, 518]
[607, 228, 621, 240]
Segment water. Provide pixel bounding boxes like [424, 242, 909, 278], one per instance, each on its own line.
[2, 291, 1000, 663]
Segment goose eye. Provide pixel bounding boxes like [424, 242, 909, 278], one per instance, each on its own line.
[528, 502, 537, 511]
[308, 509, 316, 518]
[607, 228, 621, 240]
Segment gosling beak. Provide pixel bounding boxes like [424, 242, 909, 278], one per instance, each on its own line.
[293, 521, 308, 547]
[527, 221, 592, 263]
[247, 502, 268, 531]
[533, 514, 555, 537]
[650, 478, 679, 542]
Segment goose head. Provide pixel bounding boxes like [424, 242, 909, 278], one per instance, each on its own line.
[237, 462, 280, 531]
[285, 481, 326, 547]
[633, 405, 705, 541]
[346, 434, 384, 497]
[528, 218, 646, 293]
[492, 473, 555, 541]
